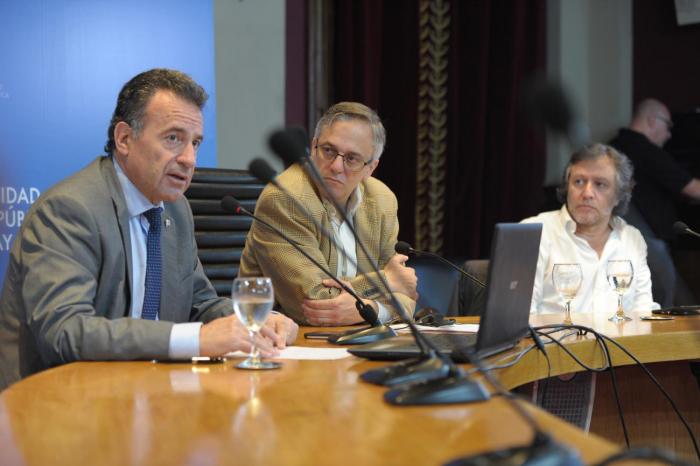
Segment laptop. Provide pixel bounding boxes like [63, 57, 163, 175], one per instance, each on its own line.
[349, 223, 543, 361]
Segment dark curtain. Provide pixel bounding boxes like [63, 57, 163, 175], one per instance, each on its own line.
[332, 0, 420, 247]
[332, 0, 545, 258]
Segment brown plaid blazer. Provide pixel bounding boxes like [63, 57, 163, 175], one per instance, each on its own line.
[239, 163, 415, 324]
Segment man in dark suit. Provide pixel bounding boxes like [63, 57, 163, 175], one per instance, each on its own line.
[0, 69, 297, 390]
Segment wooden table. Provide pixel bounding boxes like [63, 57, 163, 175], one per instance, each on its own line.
[500, 311, 700, 464]
[0, 312, 697, 466]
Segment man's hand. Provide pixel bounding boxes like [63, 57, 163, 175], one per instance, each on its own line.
[261, 312, 299, 348]
[384, 254, 418, 299]
[199, 314, 277, 357]
[301, 279, 369, 326]
[198, 313, 298, 357]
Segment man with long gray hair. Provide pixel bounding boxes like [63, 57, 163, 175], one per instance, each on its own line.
[522, 143, 658, 316]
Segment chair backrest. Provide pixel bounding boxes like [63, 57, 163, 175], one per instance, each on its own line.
[623, 203, 676, 307]
[459, 259, 489, 316]
[184, 167, 265, 296]
[407, 256, 463, 316]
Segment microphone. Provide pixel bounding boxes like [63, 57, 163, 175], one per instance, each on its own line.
[267, 127, 490, 404]
[395, 241, 486, 289]
[521, 75, 590, 148]
[248, 158, 278, 186]
[268, 126, 309, 165]
[243, 161, 397, 345]
[673, 221, 700, 239]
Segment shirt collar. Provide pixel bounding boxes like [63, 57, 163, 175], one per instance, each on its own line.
[323, 186, 362, 223]
[113, 157, 163, 218]
[345, 186, 363, 218]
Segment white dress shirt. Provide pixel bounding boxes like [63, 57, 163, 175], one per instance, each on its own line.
[329, 187, 391, 323]
[114, 159, 201, 358]
[521, 205, 659, 316]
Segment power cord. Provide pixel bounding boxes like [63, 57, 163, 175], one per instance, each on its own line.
[534, 325, 630, 447]
[533, 324, 700, 462]
[528, 326, 553, 408]
[445, 345, 584, 466]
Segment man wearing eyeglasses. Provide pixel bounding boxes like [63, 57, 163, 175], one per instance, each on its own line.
[239, 102, 417, 326]
[610, 98, 700, 242]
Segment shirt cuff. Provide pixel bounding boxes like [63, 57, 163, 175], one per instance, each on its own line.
[168, 322, 203, 359]
[376, 301, 391, 323]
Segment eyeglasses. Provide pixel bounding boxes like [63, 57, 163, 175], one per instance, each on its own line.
[655, 115, 673, 130]
[315, 144, 373, 172]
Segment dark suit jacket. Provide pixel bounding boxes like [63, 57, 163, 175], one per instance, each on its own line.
[0, 156, 230, 390]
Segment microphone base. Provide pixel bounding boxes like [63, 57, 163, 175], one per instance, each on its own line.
[444, 434, 582, 466]
[328, 324, 397, 345]
[384, 375, 490, 406]
[361, 353, 451, 387]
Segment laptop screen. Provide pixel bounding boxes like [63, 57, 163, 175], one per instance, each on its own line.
[347, 222, 543, 362]
[475, 223, 542, 357]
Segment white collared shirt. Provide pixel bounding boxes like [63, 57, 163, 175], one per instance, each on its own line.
[114, 159, 201, 358]
[522, 205, 659, 316]
[328, 187, 391, 322]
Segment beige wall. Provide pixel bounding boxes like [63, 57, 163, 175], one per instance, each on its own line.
[214, 0, 286, 171]
[213, 0, 634, 182]
[546, 0, 632, 184]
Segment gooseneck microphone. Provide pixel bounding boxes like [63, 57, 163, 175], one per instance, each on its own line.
[521, 75, 590, 149]
[673, 221, 700, 239]
[267, 127, 490, 405]
[244, 160, 397, 345]
[395, 241, 486, 289]
[222, 195, 378, 327]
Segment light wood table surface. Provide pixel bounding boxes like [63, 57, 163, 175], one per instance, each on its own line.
[0, 311, 697, 466]
[503, 311, 700, 464]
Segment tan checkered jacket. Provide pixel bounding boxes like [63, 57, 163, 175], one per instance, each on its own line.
[239, 163, 415, 324]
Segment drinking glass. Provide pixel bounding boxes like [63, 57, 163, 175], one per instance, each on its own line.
[232, 277, 281, 370]
[552, 263, 582, 325]
[606, 260, 634, 322]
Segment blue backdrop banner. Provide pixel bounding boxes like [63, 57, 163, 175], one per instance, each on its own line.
[0, 0, 216, 282]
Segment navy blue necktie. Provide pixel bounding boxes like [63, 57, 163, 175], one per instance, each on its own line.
[141, 207, 162, 320]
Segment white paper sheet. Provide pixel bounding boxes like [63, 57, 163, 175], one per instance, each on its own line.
[392, 323, 479, 334]
[225, 346, 352, 361]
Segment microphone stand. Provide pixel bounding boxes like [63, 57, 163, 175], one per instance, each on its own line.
[223, 195, 396, 345]
[268, 128, 490, 404]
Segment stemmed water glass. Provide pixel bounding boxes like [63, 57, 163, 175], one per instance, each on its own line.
[606, 260, 634, 322]
[232, 277, 281, 370]
[552, 263, 582, 325]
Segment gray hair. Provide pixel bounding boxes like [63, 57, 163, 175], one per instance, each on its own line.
[104, 68, 208, 154]
[313, 102, 386, 160]
[556, 143, 635, 216]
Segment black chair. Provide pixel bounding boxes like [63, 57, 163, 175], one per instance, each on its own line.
[623, 203, 691, 307]
[407, 256, 463, 316]
[458, 259, 489, 316]
[406, 256, 491, 317]
[184, 167, 265, 297]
